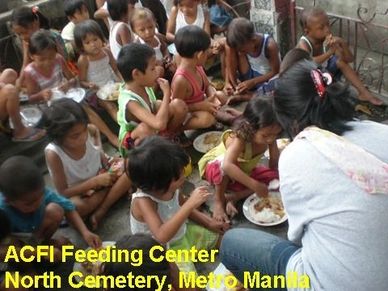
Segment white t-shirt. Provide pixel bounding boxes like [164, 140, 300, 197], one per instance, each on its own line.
[61, 22, 75, 42]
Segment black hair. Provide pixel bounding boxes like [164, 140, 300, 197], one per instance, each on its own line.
[274, 60, 354, 138]
[64, 0, 87, 17]
[104, 234, 171, 291]
[0, 156, 44, 201]
[107, 0, 128, 21]
[0, 210, 11, 241]
[299, 7, 327, 29]
[117, 43, 155, 82]
[279, 48, 311, 76]
[11, 6, 50, 29]
[127, 136, 190, 193]
[74, 19, 105, 52]
[174, 25, 210, 58]
[28, 29, 57, 55]
[226, 17, 255, 48]
[233, 96, 278, 142]
[42, 98, 89, 145]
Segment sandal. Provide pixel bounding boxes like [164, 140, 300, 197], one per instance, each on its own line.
[12, 128, 46, 142]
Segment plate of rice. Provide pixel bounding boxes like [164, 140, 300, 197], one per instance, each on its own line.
[243, 192, 287, 226]
[193, 131, 222, 153]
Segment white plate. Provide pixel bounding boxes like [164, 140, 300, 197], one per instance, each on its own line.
[51, 88, 85, 103]
[10, 105, 42, 128]
[73, 241, 115, 282]
[243, 192, 287, 226]
[193, 131, 223, 153]
[264, 138, 291, 158]
[97, 82, 120, 101]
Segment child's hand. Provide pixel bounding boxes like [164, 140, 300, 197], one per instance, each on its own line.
[236, 79, 255, 94]
[207, 218, 230, 234]
[83, 231, 102, 248]
[42, 89, 53, 101]
[186, 186, 212, 209]
[58, 81, 71, 93]
[157, 78, 170, 97]
[252, 181, 269, 198]
[94, 172, 115, 187]
[88, 83, 99, 91]
[224, 82, 235, 96]
[202, 100, 219, 115]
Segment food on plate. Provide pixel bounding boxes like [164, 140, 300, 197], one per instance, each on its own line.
[252, 197, 285, 223]
[107, 90, 119, 101]
[204, 132, 220, 146]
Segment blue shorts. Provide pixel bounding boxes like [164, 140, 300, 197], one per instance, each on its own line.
[326, 55, 342, 80]
[209, 5, 233, 28]
[240, 68, 276, 94]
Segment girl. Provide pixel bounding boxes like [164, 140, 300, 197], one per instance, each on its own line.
[198, 97, 281, 223]
[127, 136, 229, 279]
[23, 29, 76, 102]
[224, 17, 280, 98]
[166, 0, 211, 43]
[107, 0, 135, 60]
[43, 99, 131, 230]
[11, 6, 68, 72]
[131, 8, 174, 79]
[74, 19, 121, 122]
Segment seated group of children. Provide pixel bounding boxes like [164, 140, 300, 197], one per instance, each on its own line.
[0, 1, 384, 289]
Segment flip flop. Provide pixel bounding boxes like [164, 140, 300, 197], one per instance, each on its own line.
[12, 128, 46, 142]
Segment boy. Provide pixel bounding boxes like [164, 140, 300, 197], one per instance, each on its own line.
[116, 43, 187, 156]
[224, 17, 280, 98]
[0, 156, 101, 249]
[62, 0, 90, 58]
[298, 7, 382, 105]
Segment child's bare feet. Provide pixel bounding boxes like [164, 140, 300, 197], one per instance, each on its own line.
[226, 201, 238, 218]
[89, 208, 107, 231]
[212, 202, 229, 223]
[358, 90, 384, 105]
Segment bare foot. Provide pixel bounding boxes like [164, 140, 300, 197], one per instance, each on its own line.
[90, 208, 107, 231]
[226, 201, 238, 218]
[212, 202, 229, 223]
[358, 91, 384, 106]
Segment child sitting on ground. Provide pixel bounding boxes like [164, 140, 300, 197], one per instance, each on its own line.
[130, 8, 175, 79]
[108, 0, 135, 60]
[62, 0, 90, 60]
[224, 17, 280, 101]
[171, 25, 237, 129]
[198, 97, 280, 223]
[116, 43, 188, 156]
[0, 156, 101, 248]
[298, 7, 382, 105]
[74, 19, 122, 122]
[44, 99, 131, 230]
[0, 69, 45, 142]
[127, 136, 229, 279]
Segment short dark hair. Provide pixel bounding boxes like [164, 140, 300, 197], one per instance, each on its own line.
[104, 234, 171, 291]
[299, 7, 327, 29]
[74, 19, 105, 52]
[42, 98, 89, 145]
[11, 6, 50, 29]
[117, 43, 155, 82]
[174, 25, 210, 58]
[64, 0, 87, 17]
[127, 136, 190, 193]
[279, 48, 311, 76]
[107, 0, 128, 21]
[233, 96, 278, 142]
[274, 60, 354, 138]
[29, 29, 57, 55]
[0, 156, 44, 201]
[226, 17, 255, 48]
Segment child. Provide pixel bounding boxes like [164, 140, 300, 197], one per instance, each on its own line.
[298, 7, 382, 105]
[171, 25, 235, 130]
[198, 97, 280, 223]
[104, 234, 174, 291]
[74, 19, 121, 122]
[0, 155, 101, 248]
[0, 69, 45, 142]
[224, 17, 280, 98]
[166, 0, 211, 43]
[44, 99, 131, 230]
[108, 0, 135, 60]
[127, 136, 229, 277]
[23, 30, 77, 102]
[62, 0, 90, 56]
[131, 8, 174, 79]
[11, 6, 68, 71]
[116, 43, 188, 156]
[24, 29, 119, 147]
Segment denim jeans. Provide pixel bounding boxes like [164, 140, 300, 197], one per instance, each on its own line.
[220, 228, 300, 291]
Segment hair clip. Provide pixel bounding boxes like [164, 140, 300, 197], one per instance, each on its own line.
[310, 69, 332, 99]
[32, 6, 39, 14]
